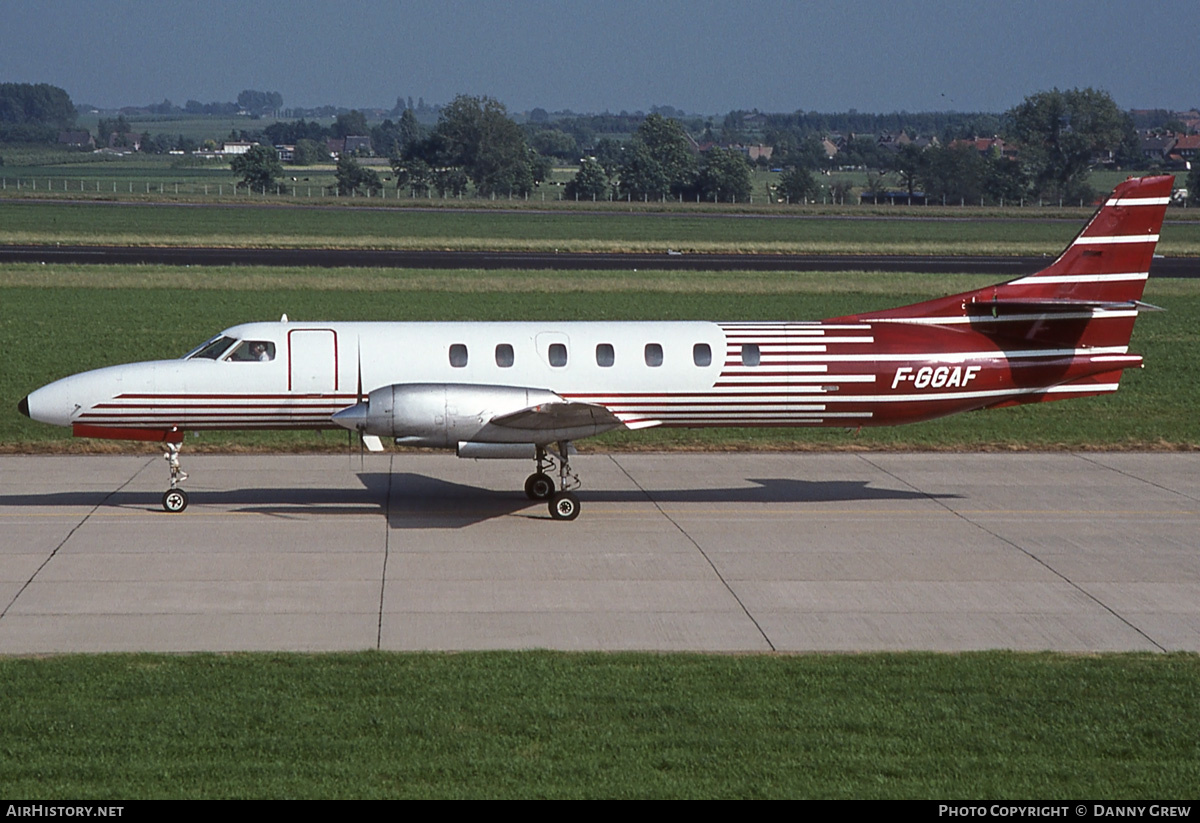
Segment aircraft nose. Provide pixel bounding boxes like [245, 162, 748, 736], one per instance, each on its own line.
[18, 396, 30, 418]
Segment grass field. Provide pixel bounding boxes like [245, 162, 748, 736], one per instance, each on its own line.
[2, 651, 1197, 799]
[5, 266, 1197, 450]
[5, 200, 1200, 255]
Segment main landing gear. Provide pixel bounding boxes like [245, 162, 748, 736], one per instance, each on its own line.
[524, 442, 581, 521]
[160, 441, 189, 513]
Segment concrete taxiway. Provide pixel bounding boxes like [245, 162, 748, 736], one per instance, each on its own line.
[0, 452, 1196, 654]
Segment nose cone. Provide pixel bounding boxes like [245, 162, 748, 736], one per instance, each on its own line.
[332, 401, 369, 432]
[18, 396, 30, 418]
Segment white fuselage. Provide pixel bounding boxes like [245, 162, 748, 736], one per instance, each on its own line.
[22, 315, 1134, 444]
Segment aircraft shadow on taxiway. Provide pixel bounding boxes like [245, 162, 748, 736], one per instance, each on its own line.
[3, 472, 959, 529]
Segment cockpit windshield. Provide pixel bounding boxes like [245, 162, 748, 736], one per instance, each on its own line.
[186, 336, 237, 360]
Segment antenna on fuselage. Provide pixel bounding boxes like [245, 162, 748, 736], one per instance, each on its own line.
[280, 313, 289, 322]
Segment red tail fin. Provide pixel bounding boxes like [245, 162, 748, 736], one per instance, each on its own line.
[845, 175, 1173, 350]
[996, 173, 1171, 305]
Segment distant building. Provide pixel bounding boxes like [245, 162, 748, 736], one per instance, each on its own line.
[950, 136, 1016, 160]
[1140, 134, 1175, 162]
[107, 132, 143, 151]
[1171, 134, 1200, 162]
[220, 141, 255, 155]
[58, 131, 95, 149]
[328, 136, 373, 158]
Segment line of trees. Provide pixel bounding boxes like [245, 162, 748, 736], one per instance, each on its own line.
[565, 114, 753, 203]
[772, 88, 1146, 205]
[0, 83, 76, 142]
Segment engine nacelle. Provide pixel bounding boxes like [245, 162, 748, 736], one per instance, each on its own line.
[346, 383, 564, 447]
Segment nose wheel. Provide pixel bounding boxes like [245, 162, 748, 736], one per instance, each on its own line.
[549, 490, 580, 521]
[161, 441, 189, 513]
[161, 488, 189, 513]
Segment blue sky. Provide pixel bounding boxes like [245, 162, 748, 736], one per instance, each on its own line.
[2, 0, 1195, 114]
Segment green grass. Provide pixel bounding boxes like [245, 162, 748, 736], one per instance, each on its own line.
[1, 652, 1196, 799]
[4, 266, 1197, 450]
[5, 200, 1200, 254]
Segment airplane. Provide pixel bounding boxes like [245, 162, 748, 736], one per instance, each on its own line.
[18, 174, 1173, 520]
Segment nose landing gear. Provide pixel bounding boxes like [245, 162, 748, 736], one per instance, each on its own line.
[161, 441, 189, 513]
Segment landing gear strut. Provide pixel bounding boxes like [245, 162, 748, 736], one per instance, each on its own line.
[161, 441, 189, 513]
[524, 445, 556, 500]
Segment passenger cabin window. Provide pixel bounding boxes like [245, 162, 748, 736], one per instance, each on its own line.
[495, 343, 514, 368]
[644, 343, 663, 367]
[548, 343, 568, 367]
[226, 341, 276, 362]
[188, 336, 237, 360]
[742, 343, 761, 367]
[693, 343, 712, 367]
[596, 343, 615, 367]
[449, 344, 468, 368]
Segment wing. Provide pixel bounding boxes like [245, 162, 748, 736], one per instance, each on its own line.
[492, 401, 619, 431]
[490, 401, 662, 437]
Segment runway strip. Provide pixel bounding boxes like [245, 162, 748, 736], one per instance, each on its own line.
[1, 244, 1197, 276]
[1, 452, 1196, 654]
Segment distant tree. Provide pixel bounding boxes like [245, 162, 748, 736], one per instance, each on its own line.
[1188, 166, 1200, 207]
[1006, 88, 1133, 201]
[334, 155, 382, 196]
[292, 138, 327, 165]
[264, 119, 328, 145]
[624, 112, 700, 197]
[0, 83, 76, 141]
[617, 141, 671, 200]
[230, 145, 283, 191]
[565, 157, 608, 200]
[838, 135, 888, 170]
[776, 165, 819, 202]
[528, 128, 579, 162]
[398, 108, 423, 148]
[432, 166, 469, 197]
[919, 143, 988, 203]
[145, 133, 176, 154]
[529, 149, 553, 185]
[592, 138, 624, 177]
[392, 156, 432, 196]
[829, 179, 855, 205]
[528, 107, 549, 124]
[697, 147, 752, 202]
[892, 143, 928, 196]
[434, 95, 534, 195]
[237, 89, 283, 116]
[332, 110, 369, 139]
[984, 156, 1028, 203]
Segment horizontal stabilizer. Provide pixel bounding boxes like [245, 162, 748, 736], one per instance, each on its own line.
[964, 298, 1149, 316]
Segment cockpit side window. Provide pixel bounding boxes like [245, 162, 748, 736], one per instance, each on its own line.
[188, 336, 238, 360]
[225, 341, 277, 362]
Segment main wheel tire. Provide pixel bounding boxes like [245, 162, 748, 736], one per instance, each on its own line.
[161, 488, 189, 513]
[525, 472, 555, 500]
[549, 491, 580, 521]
